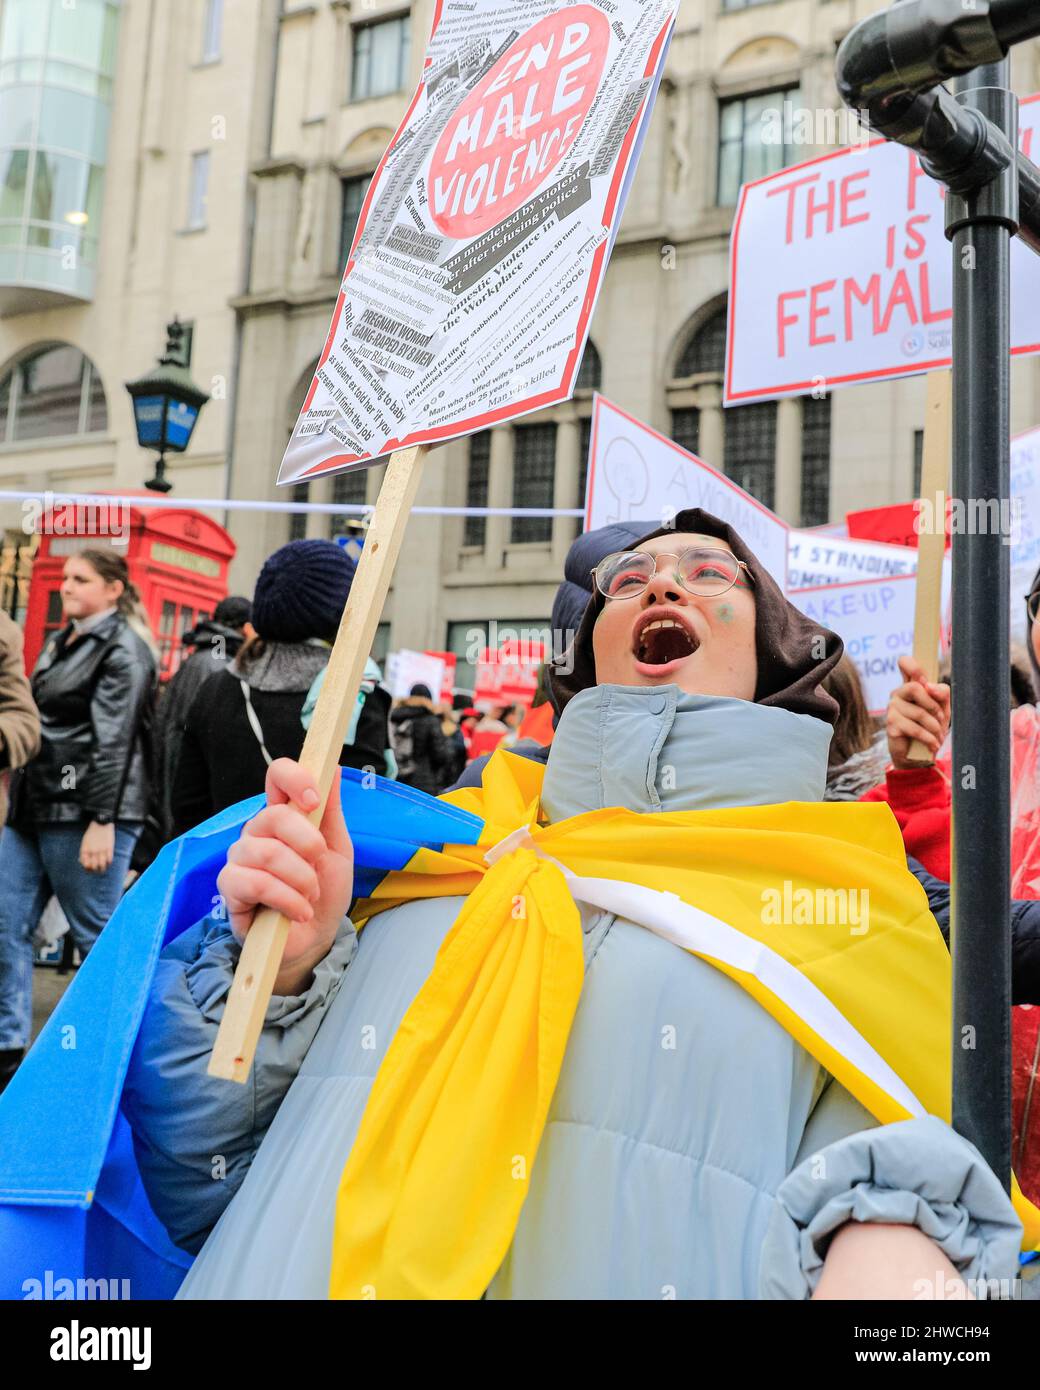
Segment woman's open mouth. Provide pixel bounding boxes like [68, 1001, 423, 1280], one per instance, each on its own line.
[632, 615, 700, 673]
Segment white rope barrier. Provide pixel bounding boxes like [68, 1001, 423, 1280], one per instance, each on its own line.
[0, 489, 585, 519]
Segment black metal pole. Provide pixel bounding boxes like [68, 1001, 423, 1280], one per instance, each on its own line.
[948, 61, 1018, 1188]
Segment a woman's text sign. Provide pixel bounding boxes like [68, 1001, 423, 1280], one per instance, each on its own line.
[725, 98, 1040, 405]
[585, 394, 790, 587]
[279, 0, 678, 484]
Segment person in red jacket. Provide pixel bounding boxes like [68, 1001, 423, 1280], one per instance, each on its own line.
[863, 640, 1040, 1204]
[860, 654, 953, 878]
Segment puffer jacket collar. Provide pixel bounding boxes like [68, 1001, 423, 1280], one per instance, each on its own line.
[540, 683, 831, 822]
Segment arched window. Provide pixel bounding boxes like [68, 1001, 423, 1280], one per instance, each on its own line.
[667, 300, 831, 522]
[675, 308, 727, 378]
[0, 343, 106, 442]
[575, 338, 602, 392]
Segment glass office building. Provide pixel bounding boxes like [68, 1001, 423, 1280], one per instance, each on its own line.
[0, 0, 121, 311]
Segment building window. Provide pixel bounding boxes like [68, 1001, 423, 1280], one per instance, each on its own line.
[511, 423, 556, 544]
[721, 0, 774, 10]
[0, 0, 121, 303]
[187, 151, 210, 229]
[676, 307, 727, 377]
[913, 429, 924, 497]
[201, 0, 223, 61]
[801, 395, 832, 526]
[289, 482, 309, 541]
[575, 339, 601, 392]
[330, 469, 368, 538]
[717, 86, 800, 206]
[339, 174, 372, 267]
[0, 343, 107, 443]
[372, 620, 391, 667]
[351, 15, 410, 102]
[446, 619, 488, 694]
[670, 408, 699, 457]
[464, 431, 490, 547]
[724, 401, 776, 510]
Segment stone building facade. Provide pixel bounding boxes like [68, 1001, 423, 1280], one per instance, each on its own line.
[2, 0, 1039, 687]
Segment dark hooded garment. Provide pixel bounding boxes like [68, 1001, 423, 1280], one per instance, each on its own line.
[549, 508, 844, 726]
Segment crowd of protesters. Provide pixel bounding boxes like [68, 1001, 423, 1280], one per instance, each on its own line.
[4, 515, 1040, 1217]
[0, 539, 536, 1091]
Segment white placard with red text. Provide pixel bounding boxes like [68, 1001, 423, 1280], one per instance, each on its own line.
[726, 98, 1040, 405]
[386, 649, 446, 700]
[278, 0, 678, 483]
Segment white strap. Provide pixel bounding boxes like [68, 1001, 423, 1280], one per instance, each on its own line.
[485, 832, 926, 1121]
[239, 680, 273, 767]
[561, 866, 925, 1120]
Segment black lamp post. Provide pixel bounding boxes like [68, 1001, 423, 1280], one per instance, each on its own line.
[126, 319, 210, 493]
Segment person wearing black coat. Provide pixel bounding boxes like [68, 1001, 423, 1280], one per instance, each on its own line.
[389, 684, 450, 795]
[0, 548, 156, 1088]
[152, 596, 253, 842]
[169, 540, 391, 840]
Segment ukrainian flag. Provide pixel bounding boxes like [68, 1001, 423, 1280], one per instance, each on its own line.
[0, 769, 483, 1300]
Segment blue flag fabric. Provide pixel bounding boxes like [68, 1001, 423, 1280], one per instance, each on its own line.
[0, 769, 482, 1300]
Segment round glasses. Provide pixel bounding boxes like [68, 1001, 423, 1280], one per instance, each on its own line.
[1027, 592, 1040, 623]
[592, 547, 755, 602]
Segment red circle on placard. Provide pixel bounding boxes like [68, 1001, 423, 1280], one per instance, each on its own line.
[428, 7, 609, 240]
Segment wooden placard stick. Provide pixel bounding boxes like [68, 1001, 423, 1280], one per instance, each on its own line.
[208, 443, 429, 1082]
[905, 370, 952, 766]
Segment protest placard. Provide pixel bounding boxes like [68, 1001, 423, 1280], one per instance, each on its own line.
[585, 394, 790, 585]
[1011, 425, 1040, 640]
[725, 98, 1040, 406]
[789, 573, 920, 715]
[213, 8, 679, 1081]
[424, 649, 458, 703]
[386, 649, 447, 700]
[278, 0, 679, 484]
[787, 530, 917, 588]
[846, 502, 925, 551]
[474, 638, 545, 710]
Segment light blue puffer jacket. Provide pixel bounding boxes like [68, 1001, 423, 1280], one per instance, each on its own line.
[122, 686, 1022, 1298]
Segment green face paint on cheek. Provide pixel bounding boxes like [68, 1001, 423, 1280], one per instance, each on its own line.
[715, 602, 735, 624]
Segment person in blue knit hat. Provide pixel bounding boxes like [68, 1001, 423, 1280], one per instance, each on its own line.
[168, 540, 391, 838]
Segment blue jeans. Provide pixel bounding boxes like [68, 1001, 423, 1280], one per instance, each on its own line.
[0, 822, 141, 1051]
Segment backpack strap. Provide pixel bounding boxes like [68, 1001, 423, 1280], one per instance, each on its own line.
[239, 680, 273, 766]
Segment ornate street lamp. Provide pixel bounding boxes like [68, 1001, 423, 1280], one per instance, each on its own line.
[125, 319, 210, 492]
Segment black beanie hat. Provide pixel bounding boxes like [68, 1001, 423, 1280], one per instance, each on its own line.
[549, 508, 844, 725]
[251, 540, 355, 643]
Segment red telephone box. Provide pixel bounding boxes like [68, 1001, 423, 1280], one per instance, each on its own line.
[24, 495, 236, 681]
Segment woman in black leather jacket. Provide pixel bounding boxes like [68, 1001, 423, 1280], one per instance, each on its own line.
[0, 547, 156, 1089]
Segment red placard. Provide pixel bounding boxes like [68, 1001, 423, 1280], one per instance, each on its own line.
[846, 500, 951, 551]
[473, 638, 544, 710]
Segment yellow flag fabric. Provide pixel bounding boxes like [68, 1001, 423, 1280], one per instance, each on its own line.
[329, 750, 1040, 1299]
